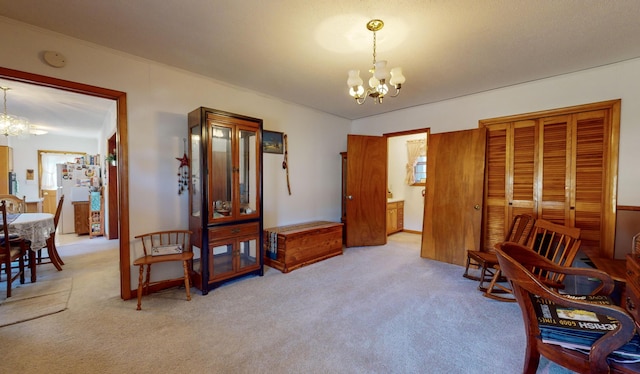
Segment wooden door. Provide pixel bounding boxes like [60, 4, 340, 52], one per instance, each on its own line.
[570, 110, 612, 256]
[482, 120, 537, 251]
[421, 128, 486, 266]
[107, 133, 119, 239]
[345, 134, 387, 247]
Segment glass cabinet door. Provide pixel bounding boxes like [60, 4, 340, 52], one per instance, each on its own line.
[238, 127, 259, 217]
[210, 242, 234, 279]
[209, 123, 233, 222]
[190, 124, 201, 218]
[237, 237, 258, 270]
[209, 236, 258, 280]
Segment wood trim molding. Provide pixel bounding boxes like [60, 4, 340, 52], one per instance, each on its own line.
[478, 99, 622, 127]
[0, 66, 132, 300]
[619, 206, 640, 211]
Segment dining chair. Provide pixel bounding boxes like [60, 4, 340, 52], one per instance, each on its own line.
[1, 201, 29, 298]
[494, 241, 640, 374]
[34, 195, 65, 270]
[463, 213, 533, 290]
[133, 230, 193, 310]
[484, 219, 582, 301]
[0, 194, 26, 214]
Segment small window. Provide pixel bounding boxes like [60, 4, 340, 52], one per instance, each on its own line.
[412, 156, 426, 186]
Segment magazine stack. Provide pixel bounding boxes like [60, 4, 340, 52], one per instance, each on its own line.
[531, 294, 640, 363]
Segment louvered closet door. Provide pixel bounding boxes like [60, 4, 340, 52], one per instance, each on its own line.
[572, 110, 609, 255]
[539, 111, 610, 255]
[481, 100, 619, 258]
[482, 120, 536, 251]
[538, 115, 571, 224]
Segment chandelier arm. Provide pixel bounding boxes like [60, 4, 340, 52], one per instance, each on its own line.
[355, 95, 367, 105]
[389, 85, 402, 98]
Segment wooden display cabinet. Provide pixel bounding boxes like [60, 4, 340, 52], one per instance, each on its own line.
[188, 107, 263, 294]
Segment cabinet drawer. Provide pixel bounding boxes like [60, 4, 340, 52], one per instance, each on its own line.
[626, 282, 640, 323]
[209, 222, 259, 241]
[627, 255, 640, 292]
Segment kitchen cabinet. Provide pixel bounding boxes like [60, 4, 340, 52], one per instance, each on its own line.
[73, 201, 89, 235]
[387, 200, 404, 235]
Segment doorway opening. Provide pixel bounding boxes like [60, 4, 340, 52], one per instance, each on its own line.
[0, 67, 132, 300]
[384, 128, 429, 237]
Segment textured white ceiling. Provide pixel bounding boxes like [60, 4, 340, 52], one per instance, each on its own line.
[2, 0, 640, 136]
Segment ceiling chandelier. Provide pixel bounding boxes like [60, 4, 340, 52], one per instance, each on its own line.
[347, 19, 405, 105]
[0, 87, 31, 137]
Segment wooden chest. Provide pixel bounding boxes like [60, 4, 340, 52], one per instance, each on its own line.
[264, 221, 343, 273]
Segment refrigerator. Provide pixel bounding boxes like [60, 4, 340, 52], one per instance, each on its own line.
[57, 163, 101, 234]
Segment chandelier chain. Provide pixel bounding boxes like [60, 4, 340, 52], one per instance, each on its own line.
[372, 30, 377, 66]
[2, 87, 8, 116]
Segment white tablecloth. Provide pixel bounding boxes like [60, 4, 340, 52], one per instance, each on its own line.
[8, 213, 55, 250]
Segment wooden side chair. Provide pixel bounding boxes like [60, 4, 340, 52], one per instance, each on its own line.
[494, 241, 639, 374]
[1, 201, 28, 298]
[133, 230, 193, 310]
[463, 213, 533, 290]
[0, 194, 25, 214]
[34, 195, 65, 270]
[484, 219, 582, 302]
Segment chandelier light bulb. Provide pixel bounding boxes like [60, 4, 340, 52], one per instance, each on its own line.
[390, 67, 406, 86]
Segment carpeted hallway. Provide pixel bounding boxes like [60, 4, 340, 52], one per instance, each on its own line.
[0, 232, 572, 373]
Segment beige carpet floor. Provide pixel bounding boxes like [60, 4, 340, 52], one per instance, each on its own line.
[0, 277, 72, 327]
[0, 232, 570, 373]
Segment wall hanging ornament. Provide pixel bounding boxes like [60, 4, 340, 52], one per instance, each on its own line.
[176, 138, 189, 195]
[282, 133, 291, 195]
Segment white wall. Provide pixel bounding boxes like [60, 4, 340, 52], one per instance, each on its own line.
[352, 58, 640, 207]
[0, 17, 350, 286]
[387, 133, 426, 232]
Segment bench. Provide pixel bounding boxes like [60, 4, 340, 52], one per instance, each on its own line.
[264, 221, 343, 273]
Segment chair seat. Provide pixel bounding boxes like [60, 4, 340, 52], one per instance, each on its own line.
[467, 250, 497, 263]
[133, 251, 193, 266]
[0, 233, 21, 245]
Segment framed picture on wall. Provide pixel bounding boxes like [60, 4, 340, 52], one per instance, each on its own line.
[263, 130, 284, 154]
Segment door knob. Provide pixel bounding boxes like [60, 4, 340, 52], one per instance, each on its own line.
[474, 204, 480, 210]
[347, 195, 353, 200]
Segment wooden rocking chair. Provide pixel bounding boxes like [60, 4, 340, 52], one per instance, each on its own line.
[463, 213, 533, 291]
[484, 219, 582, 302]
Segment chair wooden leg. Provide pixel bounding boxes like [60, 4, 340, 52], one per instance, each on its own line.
[182, 260, 191, 302]
[28, 250, 36, 283]
[462, 256, 480, 280]
[5, 261, 11, 298]
[50, 236, 64, 265]
[46, 238, 63, 271]
[136, 265, 144, 310]
[482, 267, 516, 302]
[19, 251, 25, 284]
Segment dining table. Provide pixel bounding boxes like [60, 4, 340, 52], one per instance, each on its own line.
[6, 212, 56, 282]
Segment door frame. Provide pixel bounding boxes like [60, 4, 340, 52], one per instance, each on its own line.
[0, 66, 132, 300]
[383, 128, 430, 235]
